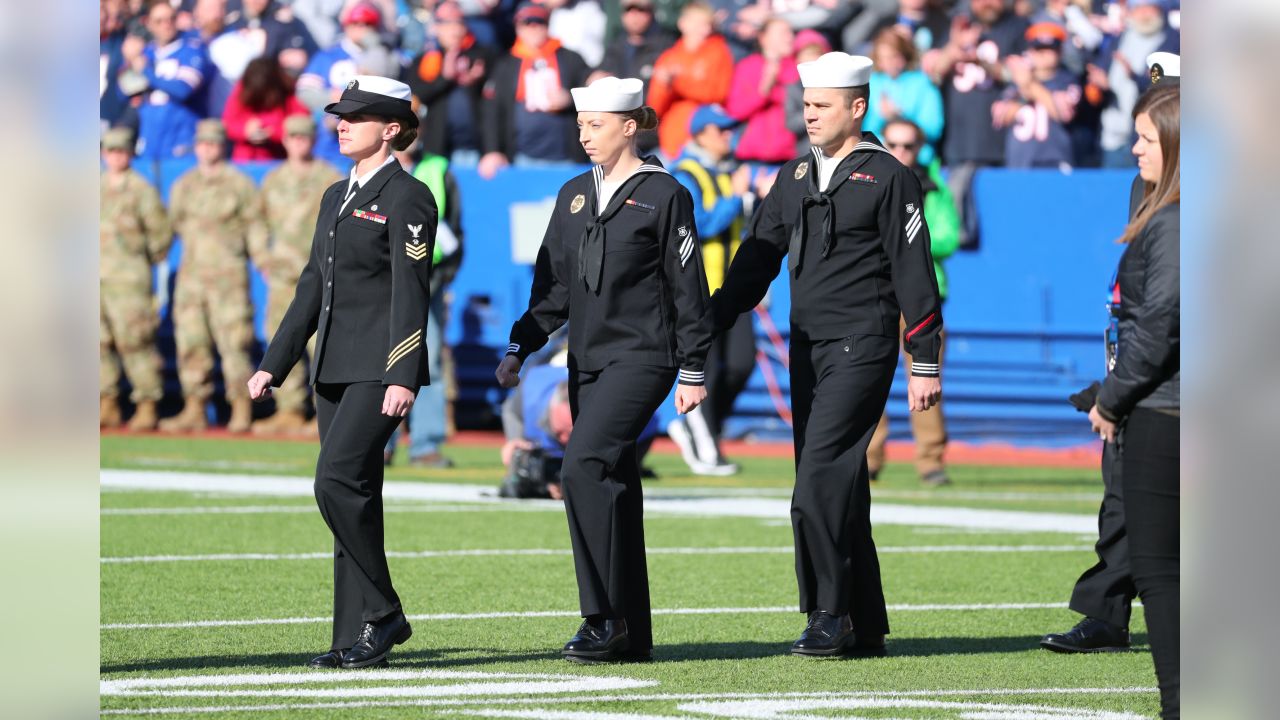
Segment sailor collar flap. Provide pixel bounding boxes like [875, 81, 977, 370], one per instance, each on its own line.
[578, 159, 670, 293]
[789, 137, 890, 275]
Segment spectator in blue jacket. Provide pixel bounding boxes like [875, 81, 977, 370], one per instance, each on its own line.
[120, 0, 212, 160]
[863, 28, 944, 166]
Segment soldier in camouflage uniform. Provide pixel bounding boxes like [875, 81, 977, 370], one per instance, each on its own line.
[251, 115, 342, 436]
[100, 127, 173, 431]
[159, 119, 270, 433]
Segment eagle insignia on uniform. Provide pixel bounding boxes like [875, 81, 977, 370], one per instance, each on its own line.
[1150, 63, 1163, 84]
[795, 161, 809, 180]
[346, 79, 359, 91]
[678, 226, 689, 238]
[405, 223, 428, 261]
[570, 194, 585, 214]
[905, 203, 916, 215]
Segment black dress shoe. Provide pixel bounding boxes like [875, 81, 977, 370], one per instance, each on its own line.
[849, 633, 888, 658]
[562, 617, 631, 662]
[791, 611, 854, 656]
[341, 613, 413, 668]
[1040, 617, 1130, 653]
[307, 649, 347, 669]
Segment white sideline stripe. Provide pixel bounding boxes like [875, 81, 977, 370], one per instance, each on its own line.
[100, 602, 1073, 630]
[101, 545, 1092, 564]
[99, 687, 1155, 716]
[101, 470, 1098, 534]
[102, 504, 557, 516]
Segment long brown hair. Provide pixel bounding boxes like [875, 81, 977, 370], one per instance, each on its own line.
[1120, 85, 1179, 244]
[238, 56, 294, 112]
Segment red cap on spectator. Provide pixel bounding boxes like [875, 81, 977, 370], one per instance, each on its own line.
[343, 1, 383, 27]
[434, 1, 465, 23]
[793, 29, 831, 55]
[515, 3, 551, 25]
[1024, 22, 1067, 48]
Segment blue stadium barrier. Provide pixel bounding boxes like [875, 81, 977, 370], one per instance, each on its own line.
[133, 159, 1131, 446]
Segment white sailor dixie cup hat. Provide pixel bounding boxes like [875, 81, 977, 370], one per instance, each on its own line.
[797, 51, 874, 89]
[571, 77, 645, 113]
[1146, 52, 1180, 86]
[325, 75, 419, 128]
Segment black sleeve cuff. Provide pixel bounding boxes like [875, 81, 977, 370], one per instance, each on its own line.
[677, 368, 705, 386]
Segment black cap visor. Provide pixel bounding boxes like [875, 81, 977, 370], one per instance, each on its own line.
[325, 88, 418, 128]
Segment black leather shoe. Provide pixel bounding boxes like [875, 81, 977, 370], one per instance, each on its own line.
[1040, 617, 1130, 653]
[306, 649, 347, 669]
[850, 633, 888, 658]
[791, 611, 854, 656]
[341, 613, 413, 668]
[562, 617, 631, 662]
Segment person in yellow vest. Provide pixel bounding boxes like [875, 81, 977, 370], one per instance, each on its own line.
[666, 104, 764, 476]
[382, 143, 464, 467]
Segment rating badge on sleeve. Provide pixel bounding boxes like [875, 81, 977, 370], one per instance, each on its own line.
[406, 223, 428, 261]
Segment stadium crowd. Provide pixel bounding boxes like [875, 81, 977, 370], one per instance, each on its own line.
[97, 0, 1177, 448]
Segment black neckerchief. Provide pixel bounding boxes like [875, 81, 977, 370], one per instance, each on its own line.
[789, 136, 891, 275]
[578, 157, 669, 293]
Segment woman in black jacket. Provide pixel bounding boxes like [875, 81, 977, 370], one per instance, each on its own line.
[248, 75, 437, 670]
[1089, 83, 1180, 719]
[495, 76, 713, 663]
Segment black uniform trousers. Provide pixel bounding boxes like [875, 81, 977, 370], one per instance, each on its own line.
[314, 381, 405, 650]
[1069, 439, 1137, 629]
[1122, 408, 1180, 719]
[561, 361, 677, 654]
[789, 333, 898, 633]
[702, 312, 756, 438]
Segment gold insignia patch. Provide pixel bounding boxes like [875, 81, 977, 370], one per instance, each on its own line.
[570, 194, 585, 214]
[795, 161, 809, 180]
[1150, 63, 1163, 84]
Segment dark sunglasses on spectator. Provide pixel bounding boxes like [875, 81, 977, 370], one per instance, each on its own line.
[885, 141, 918, 150]
[518, 18, 549, 26]
[623, 4, 653, 12]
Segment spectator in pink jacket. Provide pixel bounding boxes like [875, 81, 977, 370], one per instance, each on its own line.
[725, 17, 799, 166]
[221, 56, 309, 161]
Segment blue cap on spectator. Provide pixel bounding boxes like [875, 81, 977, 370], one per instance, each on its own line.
[689, 104, 736, 135]
[1128, 0, 1168, 8]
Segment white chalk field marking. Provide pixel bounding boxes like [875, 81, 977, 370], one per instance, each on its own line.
[102, 504, 556, 516]
[101, 470, 1098, 533]
[101, 545, 1093, 564]
[100, 602, 1080, 631]
[99, 687, 1156, 717]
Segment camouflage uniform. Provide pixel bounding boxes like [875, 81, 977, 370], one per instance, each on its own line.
[100, 167, 171, 405]
[259, 159, 342, 414]
[168, 161, 269, 405]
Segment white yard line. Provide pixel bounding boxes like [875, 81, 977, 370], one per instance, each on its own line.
[99, 686, 1155, 717]
[101, 470, 1098, 533]
[100, 602, 1075, 631]
[101, 544, 1092, 565]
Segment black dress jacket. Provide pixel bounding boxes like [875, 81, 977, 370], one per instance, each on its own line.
[261, 161, 438, 389]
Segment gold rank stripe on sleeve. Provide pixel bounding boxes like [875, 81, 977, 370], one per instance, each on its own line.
[386, 329, 423, 371]
[405, 242, 429, 261]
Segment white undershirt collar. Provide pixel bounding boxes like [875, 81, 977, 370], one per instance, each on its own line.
[341, 153, 397, 211]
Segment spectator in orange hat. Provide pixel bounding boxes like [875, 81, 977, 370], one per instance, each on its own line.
[993, 22, 1082, 169]
[646, 1, 733, 159]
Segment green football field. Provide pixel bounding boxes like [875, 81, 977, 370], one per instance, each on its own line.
[101, 435, 1159, 719]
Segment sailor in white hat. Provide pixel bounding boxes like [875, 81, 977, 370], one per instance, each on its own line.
[709, 51, 945, 658]
[249, 73, 437, 671]
[496, 75, 713, 663]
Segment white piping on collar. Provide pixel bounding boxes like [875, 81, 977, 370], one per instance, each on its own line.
[591, 163, 669, 212]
